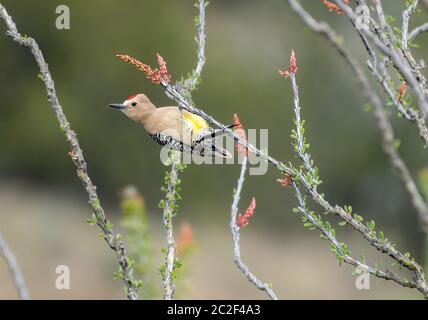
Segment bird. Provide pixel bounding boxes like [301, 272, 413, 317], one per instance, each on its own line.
[108, 93, 232, 158]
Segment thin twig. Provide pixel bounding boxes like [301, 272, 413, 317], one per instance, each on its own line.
[371, 61, 413, 121]
[291, 181, 415, 289]
[402, 0, 419, 52]
[182, 0, 207, 92]
[409, 22, 428, 41]
[0, 231, 29, 299]
[369, 58, 428, 146]
[292, 74, 314, 175]
[401, 0, 419, 50]
[230, 157, 278, 300]
[374, 0, 397, 46]
[0, 4, 139, 300]
[161, 154, 181, 300]
[400, 0, 428, 99]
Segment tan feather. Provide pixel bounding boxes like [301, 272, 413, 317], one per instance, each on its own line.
[144, 107, 208, 145]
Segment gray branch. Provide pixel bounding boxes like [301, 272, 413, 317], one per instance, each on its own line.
[287, 0, 428, 229]
[334, 0, 428, 120]
[400, 1, 428, 102]
[369, 58, 428, 147]
[161, 154, 180, 300]
[374, 0, 397, 46]
[402, 0, 419, 51]
[368, 1, 428, 145]
[230, 157, 278, 300]
[291, 181, 415, 289]
[409, 22, 428, 41]
[291, 75, 314, 175]
[0, 231, 29, 299]
[182, 0, 207, 92]
[0, 4, 139, 300]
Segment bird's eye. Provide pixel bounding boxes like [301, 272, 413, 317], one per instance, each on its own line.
[131, 102, 137, 107]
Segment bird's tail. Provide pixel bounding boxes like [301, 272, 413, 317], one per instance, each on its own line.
[193, 142, 231, 159]
[194, 124, 239, 145]
[210, 144, 232, 159]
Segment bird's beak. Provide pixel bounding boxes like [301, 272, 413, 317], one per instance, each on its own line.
[108, 103, 127, 109]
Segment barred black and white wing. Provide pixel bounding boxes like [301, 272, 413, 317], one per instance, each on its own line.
[150, 133, 193, 154]
[192, 128, 231, 158]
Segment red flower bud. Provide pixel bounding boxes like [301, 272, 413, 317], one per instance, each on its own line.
[321, 0, 350, 15]
[277, 176, 292, 188]
[279, 49, 298, 78]
[237, 197, 256, 229]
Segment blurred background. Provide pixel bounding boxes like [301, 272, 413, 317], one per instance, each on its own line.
[1, 0, 428, 299]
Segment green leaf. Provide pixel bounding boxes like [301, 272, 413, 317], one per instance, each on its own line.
[105, 220, 113, 232]
[134, 280, 143, 289]
[86, 216, 97, 226]
[369, 220, 375, 232]
[353, 214, 363, 223]
[393, 139, 401, 150]
[158, 199, 166, 209]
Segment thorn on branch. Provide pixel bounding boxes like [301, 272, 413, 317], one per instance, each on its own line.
[237, 197, 256, 229]
[279, 49, 298, 79]
[233, 113, 249, 157]
[277, 176, 292, 188]
[116, 53, 172, 84]
[397, 81, 408, 103]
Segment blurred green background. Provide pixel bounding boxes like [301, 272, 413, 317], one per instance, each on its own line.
[1, 0, 428, 299]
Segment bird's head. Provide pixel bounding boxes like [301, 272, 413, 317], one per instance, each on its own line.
[108, 93, 155, 122]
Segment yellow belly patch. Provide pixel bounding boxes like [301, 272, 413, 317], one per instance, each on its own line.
[182, 112, 209, 133]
